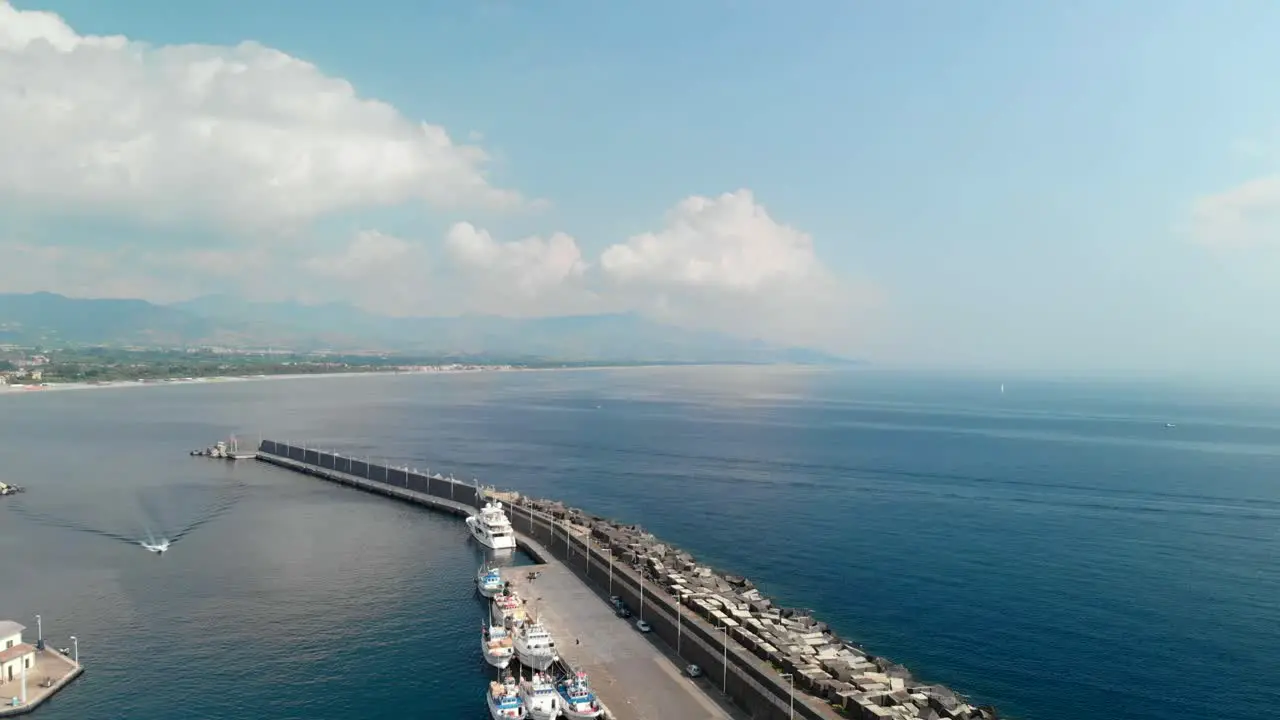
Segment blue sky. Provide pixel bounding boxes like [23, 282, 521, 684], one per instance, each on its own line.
[2, 0, 1279, 378]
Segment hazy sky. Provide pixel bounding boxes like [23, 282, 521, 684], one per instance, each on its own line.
[1, 1, 1278, 377]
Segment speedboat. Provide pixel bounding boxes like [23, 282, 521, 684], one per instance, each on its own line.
[513, 620, 558, 671]
[482, 622, 516, 669]
[466, 500, 518, 550]
[519, 671, 561, 720]
[557, 671, 604, 719]
[487, 674, 527, 719]
[477, 566, 504, 598]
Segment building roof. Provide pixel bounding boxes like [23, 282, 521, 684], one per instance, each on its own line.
[0, 621, 25, 638]
[0, 643, 34, 664]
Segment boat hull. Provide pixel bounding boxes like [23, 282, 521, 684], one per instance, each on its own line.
[484, 651, 514, 670]
[515, 649, 557, 671]
[560, 704, 603, 720]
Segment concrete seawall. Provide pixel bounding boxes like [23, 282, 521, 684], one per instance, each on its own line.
[255, 441, 989, 720]
[254, 449, 551, 564]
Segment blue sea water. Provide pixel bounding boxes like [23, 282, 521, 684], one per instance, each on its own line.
[0, 367, 1276, 719]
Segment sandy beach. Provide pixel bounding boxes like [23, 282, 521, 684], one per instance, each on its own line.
[0, 365, 522, 397]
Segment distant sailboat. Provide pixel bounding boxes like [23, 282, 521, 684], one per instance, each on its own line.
[1000, 383, 1005, 395]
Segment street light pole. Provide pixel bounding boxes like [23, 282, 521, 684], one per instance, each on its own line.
[782, 672, 794, 719]
[676, 594, 684, 655]
[720, 623, 728, 693]
[639, 567, 645, 622]
[69, 636, 78, 665]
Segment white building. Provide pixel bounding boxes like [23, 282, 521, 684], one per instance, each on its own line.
[0, 621, 35, 684]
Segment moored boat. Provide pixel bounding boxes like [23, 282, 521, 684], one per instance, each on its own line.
[483, 621, 516, 669]
[477, 565, 504, 598]
[488, 674, 527, 719]
[513, 619, 558, 671]
[556, 671, 604, 719]
[466, 499, 518, 550]
[519, 670, 561, 720]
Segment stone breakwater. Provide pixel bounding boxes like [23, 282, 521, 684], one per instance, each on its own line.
[510, 495, 1001, 720]
[255, 440, 1001, 720]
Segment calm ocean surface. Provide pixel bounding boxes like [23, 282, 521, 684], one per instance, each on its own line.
[0, 367, 1276, 719]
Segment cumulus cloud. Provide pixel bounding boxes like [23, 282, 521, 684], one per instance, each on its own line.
[0, 2, 523, 228]
[600, 189, 820, 291]
[599, 190, 871, 350]
[445, 222, 588, 295]
[1188, 176, 1280, 249]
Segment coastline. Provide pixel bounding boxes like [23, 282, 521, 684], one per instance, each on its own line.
[0, 362, 837, 399]
[0, 364, 529, 397]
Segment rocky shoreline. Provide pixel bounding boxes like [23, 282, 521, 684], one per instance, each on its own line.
[510, 494, 1001, 720]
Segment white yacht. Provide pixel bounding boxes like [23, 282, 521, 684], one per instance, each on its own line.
[556, 672, 604, 719]
[513, 619, 558, 671]
[477, 565, 504, 598]
[467, 500, 518, 550]
[482, 622, 516, 669]
[487, 674, 527, 720]
[519, 671, 562, 720]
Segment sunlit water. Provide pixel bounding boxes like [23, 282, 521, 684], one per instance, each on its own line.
[0, 368, 1275, 719]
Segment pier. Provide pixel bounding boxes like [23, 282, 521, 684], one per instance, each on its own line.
[255, 440, 999, 720]
[506, 561, 742, 719]
[0, 621, 83, 718]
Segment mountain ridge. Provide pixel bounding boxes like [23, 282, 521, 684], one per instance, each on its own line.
[0, 291, 859, 364]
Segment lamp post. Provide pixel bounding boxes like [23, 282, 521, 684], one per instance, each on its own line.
[720, 623, 728, 693]
[608, 549, 613, 594]
[782, 672, 794, 719]
[639, 567, 645, 622]
[676, 594, 685, 655]
[69, 636, 78, 665]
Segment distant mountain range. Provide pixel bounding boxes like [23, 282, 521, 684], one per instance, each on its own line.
[0, 291, 857, 364]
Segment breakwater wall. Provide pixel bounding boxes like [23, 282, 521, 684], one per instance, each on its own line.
[256, 441, 996, 720]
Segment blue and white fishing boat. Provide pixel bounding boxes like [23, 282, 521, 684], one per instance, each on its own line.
[477, 565, 504, 598]
[488, 674, 527, 719]
[556, 671, 604, 719]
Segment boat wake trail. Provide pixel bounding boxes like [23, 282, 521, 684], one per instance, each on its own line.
[7, 501, 139, 545]
[7, 479, 248, 553]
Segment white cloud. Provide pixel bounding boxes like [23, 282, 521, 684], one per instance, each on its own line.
[600, 189, 821, 291]
[0, 2, 523, 228]
[1188, 176, 1280, 249]
[445, 222, 589, 298]
[304, 230, 417, 280]
[599, 190, 872, 351]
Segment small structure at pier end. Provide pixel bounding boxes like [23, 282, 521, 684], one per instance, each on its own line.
[0, 619, 84, 717]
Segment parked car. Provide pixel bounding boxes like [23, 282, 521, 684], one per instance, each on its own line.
[635, 619, 652, 633]
[685, 664, 703, 678]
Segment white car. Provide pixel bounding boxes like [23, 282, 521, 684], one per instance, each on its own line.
[685, 664, 703, 678]
[635, 619, 652, 633]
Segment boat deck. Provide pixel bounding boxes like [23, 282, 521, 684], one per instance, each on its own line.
[506, 560, 745, 720]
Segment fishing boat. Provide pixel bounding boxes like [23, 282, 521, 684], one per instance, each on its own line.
[477, 565, 504, 598]
[556, 671, 604, 719]
[487, 674, 527, 719]
[482, 621, 516, 669]
[491, 589, 526, 629]
[513, 620, 558, 671]
[519, 670, 561, 720]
